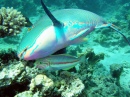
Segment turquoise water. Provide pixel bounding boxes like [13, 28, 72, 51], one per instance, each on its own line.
[0, 0, 130, 97]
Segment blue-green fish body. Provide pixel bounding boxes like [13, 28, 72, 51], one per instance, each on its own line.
[17, 4, 107, 60]
[35, 54, 84, 71]
[17, 0, 130, 60]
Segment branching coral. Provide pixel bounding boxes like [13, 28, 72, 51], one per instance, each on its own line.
[0, 7, 27, 37]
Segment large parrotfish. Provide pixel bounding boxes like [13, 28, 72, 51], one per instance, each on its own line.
[17, 0, 130, 60]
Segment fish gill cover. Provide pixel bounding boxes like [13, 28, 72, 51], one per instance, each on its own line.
[0, 0, 130, 97]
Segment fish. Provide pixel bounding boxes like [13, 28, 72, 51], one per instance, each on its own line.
[17, 0, 130, 60]
[34, 54, 85, 72]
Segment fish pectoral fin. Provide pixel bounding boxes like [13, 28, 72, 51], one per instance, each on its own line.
[70, 37, 88, 45]
[69, 28, 89, 41]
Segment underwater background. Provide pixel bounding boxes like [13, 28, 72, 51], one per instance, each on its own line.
[0, 0, 130, 97]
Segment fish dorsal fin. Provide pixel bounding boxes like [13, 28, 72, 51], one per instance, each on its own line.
[41, 0, 63, 27]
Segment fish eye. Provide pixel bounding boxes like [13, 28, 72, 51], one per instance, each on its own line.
[23, 48, 27, 53]
[40, 62, 42, 64]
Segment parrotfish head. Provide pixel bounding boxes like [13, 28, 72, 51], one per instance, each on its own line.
[17, 26, 58, 60]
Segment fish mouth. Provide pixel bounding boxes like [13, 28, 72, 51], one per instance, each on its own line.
[17, 46, 29, 60]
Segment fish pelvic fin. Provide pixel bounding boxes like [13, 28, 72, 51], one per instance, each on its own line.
[41, 0, 63, 27]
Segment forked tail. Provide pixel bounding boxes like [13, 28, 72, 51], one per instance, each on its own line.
[109, 24, 130, 46]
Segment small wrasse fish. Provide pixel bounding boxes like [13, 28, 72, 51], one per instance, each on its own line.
[35, 54, 85, 72]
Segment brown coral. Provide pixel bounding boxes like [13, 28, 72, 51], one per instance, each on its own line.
[0, 7, 27, 37]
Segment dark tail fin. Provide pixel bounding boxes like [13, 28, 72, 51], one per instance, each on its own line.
[110, 24, 130, 46]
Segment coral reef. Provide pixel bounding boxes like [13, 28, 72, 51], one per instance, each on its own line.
[79, 62, 126, 97]
[15, 74, 54, 97]
[15, 91, 34, 97]
[0, 60, 40, 97]
[60, 78, 84, 97]
[29, 74, 54, 95]
[0, 45, 129, 97]
[0, 0, 130, 97]
[119, 62, 130, 93]
[0, 61, 25, 87]
[110, 63, 123, 79]
[109, 62, 130, 94]
[0, 7, 27, 37]
[0, 48, 18, 67]
[58, 71, 84, 97]
[85, 48, 104, 65]
[15, 71, 85, 97]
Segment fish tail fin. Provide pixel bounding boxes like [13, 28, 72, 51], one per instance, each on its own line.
[110, 24, 130, 46]
[78, 53, 86, 65]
